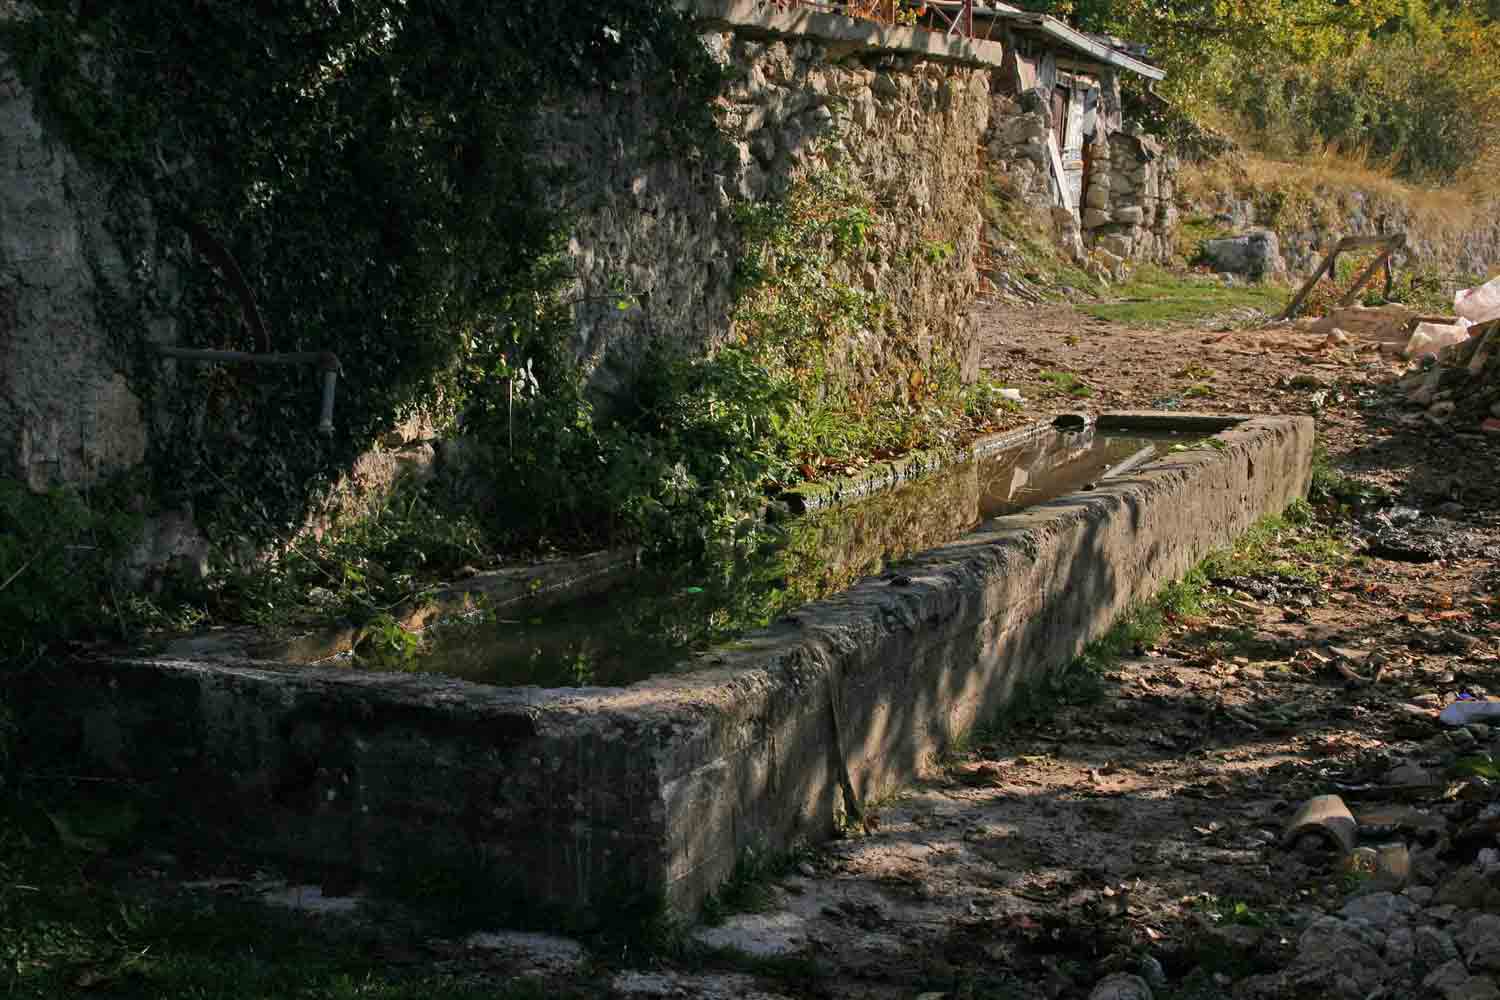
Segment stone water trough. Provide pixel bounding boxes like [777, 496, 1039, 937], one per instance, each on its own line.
[31, 412, 1312, 922]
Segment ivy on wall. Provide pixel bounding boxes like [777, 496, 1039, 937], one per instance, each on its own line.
[0, 6, 1016, 652]
[3, 0, 723, 540]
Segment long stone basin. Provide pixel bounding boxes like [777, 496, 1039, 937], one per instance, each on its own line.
[29, 412, 1314, 922]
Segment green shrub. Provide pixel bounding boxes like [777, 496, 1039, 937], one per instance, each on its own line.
[2, 0, 724, 545]
[0, 481, 140, 661]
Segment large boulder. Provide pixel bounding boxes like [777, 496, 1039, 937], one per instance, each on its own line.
[1201, 229, 1285, 281]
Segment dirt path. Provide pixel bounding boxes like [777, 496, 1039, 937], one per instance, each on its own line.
[596, 303, 1500, 999]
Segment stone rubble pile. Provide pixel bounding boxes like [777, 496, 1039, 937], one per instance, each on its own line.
[1393, 319, 1500, 437]
[1245, 711, 1500, 1000]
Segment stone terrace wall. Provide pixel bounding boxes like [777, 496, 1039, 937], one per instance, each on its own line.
[1194, 184, 1500, 279]
[540, 15, 996, 406]
[983, 95, 1179, 267]
[0, 43, 175, 493]
[2, 0, 1006, 571]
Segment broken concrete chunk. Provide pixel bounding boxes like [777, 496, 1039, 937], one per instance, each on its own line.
[1283, 794, 1358, 855]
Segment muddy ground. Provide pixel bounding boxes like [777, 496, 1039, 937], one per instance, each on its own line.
[88, 301, 1500, 999]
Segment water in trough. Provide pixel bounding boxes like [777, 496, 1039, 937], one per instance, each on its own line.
[370, 427, 1177, 687]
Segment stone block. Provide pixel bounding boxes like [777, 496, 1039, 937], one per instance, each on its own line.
[1201, 230, 1285, 281]
[1113, 205, 1145, 225]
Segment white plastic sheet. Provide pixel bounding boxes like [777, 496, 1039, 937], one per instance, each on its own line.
[1404, 321, 1469, 358]
[1455, 275, 1500, 326]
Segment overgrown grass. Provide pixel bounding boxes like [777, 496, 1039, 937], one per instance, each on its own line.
[699, 840, 809, 926]
[1080, 266, 1288, 326]
[1174, 214, 1234, 265]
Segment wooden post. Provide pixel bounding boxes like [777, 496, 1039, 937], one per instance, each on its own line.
[1338, 248, 1394, 307]
[1279, 241, 1343, 321]
[1279, 232, 1406, 321]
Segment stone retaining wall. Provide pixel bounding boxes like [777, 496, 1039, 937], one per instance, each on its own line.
[1084, 130, 1178, 265]
[984, 95, 1179, 267]
[546, 8, 996, 406]
[1195, 186, 1500, 280]
[1, 0, 1003, 568]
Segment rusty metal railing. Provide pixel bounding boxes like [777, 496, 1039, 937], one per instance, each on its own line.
[780, 0, 978, 39]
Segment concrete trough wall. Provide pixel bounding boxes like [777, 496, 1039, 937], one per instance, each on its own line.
[28, 413, 1313, 921]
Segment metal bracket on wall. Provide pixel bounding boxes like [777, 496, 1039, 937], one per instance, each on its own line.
[151, 347, 342, 436]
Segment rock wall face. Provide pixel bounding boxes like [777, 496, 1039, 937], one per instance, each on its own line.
[0, 43, 176, 492]
[543, 31, 994, 406]
[984, 94, 1179, 267]
[984, 93, 1059, 214]
[2, 9, 1000, 576]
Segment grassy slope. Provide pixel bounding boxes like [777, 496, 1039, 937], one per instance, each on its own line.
[1081, 266, 1289, 326]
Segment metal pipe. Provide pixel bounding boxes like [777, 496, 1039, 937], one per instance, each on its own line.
[153, 346, 341, 437]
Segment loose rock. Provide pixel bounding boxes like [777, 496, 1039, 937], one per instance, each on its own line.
[1459, 914, 1500, 972]
[1340, 890, 1418, 931]
[1089, 972, 1153, 1000]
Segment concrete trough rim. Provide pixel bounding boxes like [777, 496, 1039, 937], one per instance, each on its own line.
[99, 410, 1275, 713]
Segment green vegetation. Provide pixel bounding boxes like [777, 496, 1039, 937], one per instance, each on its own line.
[1174, 214, 1233, 264]
[1032, 0, 1500, 184]
[1037, 371, 1095, 398]
[0, 481, 142, 662]
[700, 841, 810, 925]
[0, 0, 1006, 661]
[2, 0, 725, 550]
[1308, 446, 1393, 512]
[1080, 266, 1286, 326]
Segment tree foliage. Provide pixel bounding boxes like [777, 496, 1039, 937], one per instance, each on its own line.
[1020, 0, 1500, 179]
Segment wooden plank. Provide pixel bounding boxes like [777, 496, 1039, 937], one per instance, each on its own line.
[1338, 248, 1394, 307]
[1278, 248, 1341, 321]
[1014, 49, 1038, 91]
[1046, 132, 1074, 212]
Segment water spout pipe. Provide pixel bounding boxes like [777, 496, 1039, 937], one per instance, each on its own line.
[152, 346, 341, 436]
